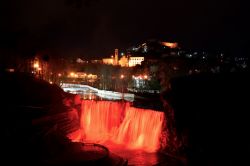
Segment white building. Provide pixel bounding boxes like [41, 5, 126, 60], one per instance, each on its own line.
[128, 57, 144, 67]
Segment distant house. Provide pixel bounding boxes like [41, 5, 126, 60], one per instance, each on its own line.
[128, 57, 144, 67]
[102, 56, 114, 65]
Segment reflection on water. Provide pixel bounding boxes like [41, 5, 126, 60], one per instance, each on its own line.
[103, 142, 159, 165]
[103, 142, 182, 166]
[112, 149, 159, 165]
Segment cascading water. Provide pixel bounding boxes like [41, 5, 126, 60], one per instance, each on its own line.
[69, 100, 166, 152]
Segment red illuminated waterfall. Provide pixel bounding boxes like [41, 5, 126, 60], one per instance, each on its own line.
[69, 100, 166, 152]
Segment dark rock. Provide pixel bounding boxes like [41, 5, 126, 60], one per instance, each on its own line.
[163, 72, 250, 165]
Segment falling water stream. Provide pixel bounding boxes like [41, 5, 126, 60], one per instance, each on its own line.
[68, 100, 168, 165]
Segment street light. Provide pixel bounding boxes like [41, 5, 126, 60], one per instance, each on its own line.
[70, 72, 75, 77]
[33, 63, 39, 68]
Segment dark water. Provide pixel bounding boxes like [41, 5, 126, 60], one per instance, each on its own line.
[100, 141, 182, 166]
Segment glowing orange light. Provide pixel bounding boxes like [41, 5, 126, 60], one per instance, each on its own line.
[68, 100, 166, 152]
[120, 74, 124, 79]
[38, 67, 42, 71]
[162, 42, 178, 48]
[70, 72, 74, 77]
[144, 75, 148, 79]
[58, 73, 62, 77]
[33, 63, 39, 68]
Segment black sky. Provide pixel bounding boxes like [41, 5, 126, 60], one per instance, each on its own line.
[0, 0, 249, 58]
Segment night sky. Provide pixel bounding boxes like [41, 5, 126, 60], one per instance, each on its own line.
[0, 0, 249, 58]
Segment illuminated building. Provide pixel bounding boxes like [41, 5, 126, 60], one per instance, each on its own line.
[161, 42, 178, 48]
[102, 49, 119, 65]
[102, 57, 114, 65]
[68, 72, 97, 79]
[119, 55, 129, 67]
[128, 57, 144, 67]
[91, 59, 102, 64]
[102, 49, 144, 67]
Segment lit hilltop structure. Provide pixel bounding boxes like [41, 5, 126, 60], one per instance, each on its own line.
[102, 49, 144, 67]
